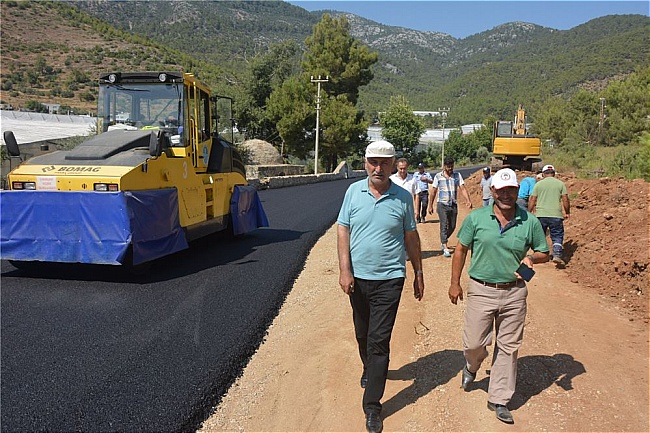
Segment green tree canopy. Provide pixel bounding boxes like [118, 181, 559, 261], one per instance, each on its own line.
[267, 14, 378, 171]
[236, 40, 300, 144]
[319, 95, 368, 171]
[532, 66, 649, 148]
[442, 125, 492, 165]
[266, 75, 313, 159]
[379, 95, 425, 159]
[601, 65, 650, 146]
[302, 14, 377, 105]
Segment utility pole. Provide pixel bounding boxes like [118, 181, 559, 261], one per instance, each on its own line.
[438, 107, 450, 168]
[311, 75, 329, 175]
[598, 97, 606, 144]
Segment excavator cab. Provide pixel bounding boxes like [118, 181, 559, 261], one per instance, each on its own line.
[492, 104, 542, 171]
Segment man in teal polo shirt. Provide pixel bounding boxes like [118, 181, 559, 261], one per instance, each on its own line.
[338, 140, 424, 433]
[448, 168, 548, 425]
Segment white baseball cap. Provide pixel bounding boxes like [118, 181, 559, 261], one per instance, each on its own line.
[542, 164, 555, 173]
[365, 140, 395, 158]
[491, 168, 519, 190]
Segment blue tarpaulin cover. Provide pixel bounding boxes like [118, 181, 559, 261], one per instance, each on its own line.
[0, 189, 188, 265]
[125, 189, 188, 265]
[230, 185, 269, 236]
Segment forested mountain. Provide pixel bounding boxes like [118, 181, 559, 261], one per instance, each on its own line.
[335, 12, 650, 122]
[1, 1, 648, 125]
[71, 1, 650, 122]
[74, 0, 318, 67]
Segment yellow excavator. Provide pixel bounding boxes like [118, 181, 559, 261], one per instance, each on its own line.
[492, 104, 542, 172]
[1, 71, 268, 267]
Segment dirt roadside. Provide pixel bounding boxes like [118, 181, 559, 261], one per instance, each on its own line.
[198, 173, 649, 432]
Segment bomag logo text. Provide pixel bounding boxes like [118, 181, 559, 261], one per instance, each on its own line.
[57, 167, 102, 172]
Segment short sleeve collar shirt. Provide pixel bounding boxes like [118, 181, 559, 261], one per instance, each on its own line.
[389, 172, 420, 195]
[518, 177, 536, 199]
[531, 177, 568, 218]
[413, 171, 432, 192]
[457, 205, 548, 282]
[432, 171, 464, 205]
[337, 178, 417, 280]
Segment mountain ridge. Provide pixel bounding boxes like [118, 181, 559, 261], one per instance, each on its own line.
[1, 1, 648, 124]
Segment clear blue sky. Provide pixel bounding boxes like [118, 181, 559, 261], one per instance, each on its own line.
[287, 1, 649, 39]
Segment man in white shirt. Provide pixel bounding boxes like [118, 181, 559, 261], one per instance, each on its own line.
[480, 167, 493, 207]
[390, 158, 420, 222]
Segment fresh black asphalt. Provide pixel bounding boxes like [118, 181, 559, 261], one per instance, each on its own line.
[0, 178, 355, 433]
[1, 166, 479, 433]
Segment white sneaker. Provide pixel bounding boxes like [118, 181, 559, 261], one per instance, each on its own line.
[443, 249, 452, 258]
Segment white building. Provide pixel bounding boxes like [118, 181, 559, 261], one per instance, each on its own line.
[369, 124, 485, 144]
[461, 124, 485, 134]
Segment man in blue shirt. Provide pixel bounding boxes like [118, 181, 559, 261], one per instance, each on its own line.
[412, 163, 433, 223]
[338, 140, 424, 433]
[517, 175, 537, 209]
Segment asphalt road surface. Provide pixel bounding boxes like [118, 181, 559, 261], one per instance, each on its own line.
[1, 166, 478, 433]
[1, 178, 356, 433]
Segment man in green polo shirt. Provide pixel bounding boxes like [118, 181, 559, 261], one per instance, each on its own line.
[528, 164, 571, 266]
[448, 168, 549, 425]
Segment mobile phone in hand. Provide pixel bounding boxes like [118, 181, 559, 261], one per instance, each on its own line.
[516, 263, 535, 281]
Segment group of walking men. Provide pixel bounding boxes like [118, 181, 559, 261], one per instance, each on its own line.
[389, 155, 473, 258]
[482, 164, 570, 265]
[338, 140, 569, 433]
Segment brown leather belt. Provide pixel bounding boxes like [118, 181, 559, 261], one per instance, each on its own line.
[470, 277, 519, 289]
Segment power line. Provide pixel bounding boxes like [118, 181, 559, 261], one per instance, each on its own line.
[438, 107, 450, 168]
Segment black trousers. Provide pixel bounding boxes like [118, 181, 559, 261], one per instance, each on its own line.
[418, 191, 429, 220]
[350, 277, 404, 415]
[436, 202, 458, 244]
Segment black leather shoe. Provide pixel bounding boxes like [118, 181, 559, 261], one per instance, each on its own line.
[487, 401, 514, 424]
[360, 369, 368, 388]
[365, 412, 383, 433]
[461, 365, 476, 391]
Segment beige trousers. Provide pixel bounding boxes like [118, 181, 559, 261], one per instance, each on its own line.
[463, 278, 528, 405]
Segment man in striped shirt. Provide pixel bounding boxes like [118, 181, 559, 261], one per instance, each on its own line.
[428, 156, 473, 257]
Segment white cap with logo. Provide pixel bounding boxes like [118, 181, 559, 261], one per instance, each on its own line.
[365, 140, 395, 158]
[491, 168, 519, 189]
[542, 164, 556, 173]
